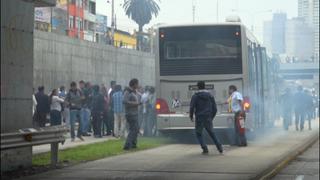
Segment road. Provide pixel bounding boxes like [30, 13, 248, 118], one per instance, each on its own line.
[273, 140, 319, 180]
[19, 121, 319, 180]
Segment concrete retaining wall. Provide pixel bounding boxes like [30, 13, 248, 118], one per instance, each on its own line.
[33, 30, 155, 91]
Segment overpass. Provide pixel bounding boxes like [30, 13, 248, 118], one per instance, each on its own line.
[278, 62, 319, 92]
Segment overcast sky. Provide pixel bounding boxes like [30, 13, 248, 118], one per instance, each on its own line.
[96, 0, 298, 41]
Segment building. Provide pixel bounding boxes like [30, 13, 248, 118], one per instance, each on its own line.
[271, 13, 287, 54]
[52, 0, 68, 35]
[67, 0, 84, 39]
[312, 0, 319, 61]
[298, 0, 319, 61]
[34, 0, 97, 41]
[263, 13, 287, 55]
[114, 29, 137, 49]
[95, 14, 110, 44]
[83, 0, 96, 42]
[34, 7, 52, 32]
[285, 17, 314, 61]
[263, 20, 272, 54]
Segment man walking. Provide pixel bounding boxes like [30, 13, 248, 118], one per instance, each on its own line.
[293, 86, 307, 131]
[123, 79, 141, 150]
[189, 81, 223, 154]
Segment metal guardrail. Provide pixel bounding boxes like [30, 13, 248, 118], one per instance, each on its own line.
[1, 126, 69, 166]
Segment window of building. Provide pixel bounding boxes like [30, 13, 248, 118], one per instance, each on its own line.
[89, 1, 96, 14]
[69, 16, 74, 28]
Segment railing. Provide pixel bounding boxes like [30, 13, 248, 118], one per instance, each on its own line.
[1, 126, 69, 166]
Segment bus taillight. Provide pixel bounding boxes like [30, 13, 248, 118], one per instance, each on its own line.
[156, 98, 170, 114]
[243, 96, 251, 112]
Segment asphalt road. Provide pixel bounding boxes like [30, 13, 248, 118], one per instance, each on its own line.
[273, 140, 319, 180]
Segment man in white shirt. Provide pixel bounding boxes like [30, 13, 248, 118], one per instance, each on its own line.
[228, 85, 247, 146]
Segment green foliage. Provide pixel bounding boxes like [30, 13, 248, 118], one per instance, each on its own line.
[33, 137, 171, 166]
[123, 0, 160, 30]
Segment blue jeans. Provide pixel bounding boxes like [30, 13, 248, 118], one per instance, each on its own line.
[81, 108, 91, 134]
[70, 109, 82, 139]
[195, 116, 222, 152]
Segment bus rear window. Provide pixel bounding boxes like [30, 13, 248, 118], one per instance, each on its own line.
[159, 25, 243, 76]
[165, 39, 240, 59]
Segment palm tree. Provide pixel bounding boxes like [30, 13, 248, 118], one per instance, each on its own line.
[123, 0, 160, 50]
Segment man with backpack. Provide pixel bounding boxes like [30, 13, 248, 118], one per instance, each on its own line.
[189, 81, 223, 155]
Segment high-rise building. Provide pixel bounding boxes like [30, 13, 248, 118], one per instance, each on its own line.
[263, 21, 272, 53]
[298, 0, 319, 61]
[285, 17, 314, 61]
[312, 0, 319, 61]
[263, 13, 287, 55]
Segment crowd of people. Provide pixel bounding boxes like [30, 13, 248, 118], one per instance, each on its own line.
[279, 86, 319, 131]
[32, 79, 156, 143]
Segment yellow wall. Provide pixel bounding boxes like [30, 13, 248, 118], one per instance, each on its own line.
[113, 32, 137, 48]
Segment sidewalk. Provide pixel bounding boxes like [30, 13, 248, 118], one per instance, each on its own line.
[24, 120, 319, 180]
[33, 134, 116, 154]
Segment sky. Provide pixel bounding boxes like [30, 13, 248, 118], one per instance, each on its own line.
[96, 0, 298, 41]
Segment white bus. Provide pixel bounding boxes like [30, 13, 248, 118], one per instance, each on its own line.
[154, 19, 279, 142]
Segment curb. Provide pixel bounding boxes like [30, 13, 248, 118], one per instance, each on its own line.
[252, 130, 319, 180]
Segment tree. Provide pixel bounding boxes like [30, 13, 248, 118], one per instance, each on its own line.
[123, 0, 160, 50]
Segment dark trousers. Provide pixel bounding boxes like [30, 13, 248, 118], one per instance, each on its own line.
[234, 112, 247, 146]
[195, 116, 223, 152]
[102, 111, 108, 135]
[33, 111, 47, 127]
[295, 110, 305, 130]
[107, 109, 114, 135]
[50, 110, 62, 126]
[124, 114, 139, 149]
[92, 111, 103, 136]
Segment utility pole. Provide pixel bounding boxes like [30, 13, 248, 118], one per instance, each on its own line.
[216, 0, 219, 22]
[111, 0, 115, 45]
[192, 0, 196, 23]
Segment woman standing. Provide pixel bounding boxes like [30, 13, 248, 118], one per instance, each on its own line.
[49, 89, 64, 126]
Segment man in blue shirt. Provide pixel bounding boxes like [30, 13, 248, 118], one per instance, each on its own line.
[112, 85, 125, 138]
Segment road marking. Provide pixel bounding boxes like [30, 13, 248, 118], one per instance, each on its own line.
[295, 175, 304, 180]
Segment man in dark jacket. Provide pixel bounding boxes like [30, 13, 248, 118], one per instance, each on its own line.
[190, 81, 223, 154]
[34, 86, 50, 127]
[91, 85, 105, 138]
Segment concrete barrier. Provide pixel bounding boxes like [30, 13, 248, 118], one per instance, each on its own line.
[33, 30, 155, 91]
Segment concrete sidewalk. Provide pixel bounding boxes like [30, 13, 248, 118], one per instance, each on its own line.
[25, 121, 319, 180]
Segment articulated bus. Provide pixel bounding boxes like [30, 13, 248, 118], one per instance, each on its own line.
[154, 18, 279, 141]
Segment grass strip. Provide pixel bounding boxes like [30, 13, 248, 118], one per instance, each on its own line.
[33, 137, 172, 166]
